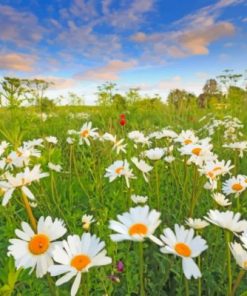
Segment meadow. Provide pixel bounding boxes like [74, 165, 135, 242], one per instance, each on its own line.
[1, 99, 247, 296]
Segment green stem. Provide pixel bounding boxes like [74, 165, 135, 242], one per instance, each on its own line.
[198, 256, 202, 296]
[225, 230, 232, 295]
[139, 243, 145, 296]
[155, 162, 160, 210]
[21, 191, 37, 232]
[184, 277, 189, 296]
[231, 269, 245, 296]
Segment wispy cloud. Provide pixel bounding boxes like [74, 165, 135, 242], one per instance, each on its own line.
[0, 53, 35, 72]
[75, 60, 137, 81]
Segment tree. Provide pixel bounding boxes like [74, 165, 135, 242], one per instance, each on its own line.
[203, 79, 219, 95]
[0, 77, 29, 108]
[24, 79, 53, 106]
[167, 89, 195, 109]
[96, 82, 117, 106]
[125, 88, 142, 104]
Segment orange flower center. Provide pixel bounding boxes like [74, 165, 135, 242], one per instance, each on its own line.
[232, 183, 243, 191]
[80, 129, 89, 138]
[175, 243, 191, 257]
[184, 139, 192, 145]
[192, 147, 202, 156]
[129, 223, 148, 236]
[71, 254, 91, 271]
[28, 234, 50, 255]
[115, 166, 124, 174]
[207, 171, 215, 179]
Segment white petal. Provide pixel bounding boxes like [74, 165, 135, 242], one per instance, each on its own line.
[182, 258, 201, 279]
[71, 272, 81, 296]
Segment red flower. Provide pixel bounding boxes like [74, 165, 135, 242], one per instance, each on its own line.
[119, 118, 126, 126]
[119, 114, 125, 119]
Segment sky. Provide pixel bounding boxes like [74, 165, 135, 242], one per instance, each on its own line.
[0, 0, 247, 104]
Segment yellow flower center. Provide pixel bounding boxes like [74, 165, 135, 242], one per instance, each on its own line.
[115, 166, 124, 174]
[71, 254, 91, 271]
[28, 234, 50, 255]
[213, 166, 221, 172]
[6, 157, 12, 164]
[16, 150, 23, 157]
[80, 129, 89, 138]
[175, 243, 191, 257]
[232, 183, 243, 191]
[129, 223, 148, 236]
[184, 139, 192, 145]
[192, 147, 202, 156]
[243, 261, 247, 269]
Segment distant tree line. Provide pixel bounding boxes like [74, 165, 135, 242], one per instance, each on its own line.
[0, 69, 246, 111]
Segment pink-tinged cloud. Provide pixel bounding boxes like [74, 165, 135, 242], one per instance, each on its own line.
[0, 5, 43, 47]
[0, 53, 35, 72]
[75, 60, 137, 81]
[33, 76, 78, 90]
[179, 22, 235, 55]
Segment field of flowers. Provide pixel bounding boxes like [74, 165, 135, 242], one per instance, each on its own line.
[1, 104, 247, 296]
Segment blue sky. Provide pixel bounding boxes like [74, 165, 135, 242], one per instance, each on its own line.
[0, 0, 246, 104]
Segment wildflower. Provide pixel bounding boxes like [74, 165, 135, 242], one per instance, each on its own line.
[81, 214, 95, 230]
[131, 157, 153, 182]
[205, 210, 247, 233]
[128, 131, 150, 146]
[48, 162, 62, 172]
[45, 136, 58, 145]
[119, 118, 126, 126]
[109, 205, 162, 245]
[164, 156, 175, 163]
[0, 165, 49, 206]
[223, 175, 247, 197]
[8, 216, 67, 278]
[160, 225, 208, 279]
[212, 193, 231, 207]
[66, 137, 75, 145]
[144, 148, 165, 160]
[104, 160, 135, 188]
[131, 194, 148, 204]
[78, 122, 98, 146]
[117, 260, 124, 272]
[49, 233, 112, 296]
[223, 141, 247, 158]
[229, 242, 247, 269]
[175, 130, 198, 145]
[185, 218, 209, 230]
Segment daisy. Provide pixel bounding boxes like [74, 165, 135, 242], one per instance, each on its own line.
[109, 205, 162, 245]
[185, 218, 209, 230]
[175, 130, 199, 146]
[164, 156, 175, 163]
[144, 148, 165, 160]
[0, 165, 49, 206]
[229, 242, 247, 270]
[8, 216, 67, 278]
[131, 194, 148, 204]
[66, 137, 75, 145]
[131, 157, 153, 182]
[48, 233, 112, 296]
[199, 160, 234, 181]
[160, 225, 208, 279]
[212, 193, 232, 207]
[205, 210, 247, 233]
[104, 160, 135, 188]
[222, 175, 247, 197]
[81, 214, 95, 230]
[128, 131, 151, 146]
[223, 141, 247, 158]
[45, 136, 58, 145]
[78, 122, 98, 146]
[48, 162, 62, 172]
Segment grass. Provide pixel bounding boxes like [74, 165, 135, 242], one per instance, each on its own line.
[0, 102, 247, 295]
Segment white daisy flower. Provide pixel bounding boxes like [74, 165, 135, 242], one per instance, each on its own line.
[109, 205, 162, 245]
[45, 136, 58, 145]
[229, 242, 247, 270]
[212, 193, 232, 207]
[0, 165, 49, 206]
[104, 160, 135, 188]
[81, 214, 95, 230]
[199, 160, 234, 181]
[185, 218, 209, 230]
[131, 157, 153, 182]
[222, 175, 247, 197]
[205, 210, 247, 233]
[0, 140, 9, 157]
[8, 216, 67, 278]
[223, 141, 247, 158]
[128, 131, 151, 146]
[144, 148, 165, 160]
[48, 162, 62, 172]
[48, 233, 112, 296]
[66, 137, 75, 145]
[160, 225, 208, 279]
[78, 122, 98, 146]
[175, 130, 199, 146]
[131, 194, 148, 204]
[164, 156, 175, 163]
